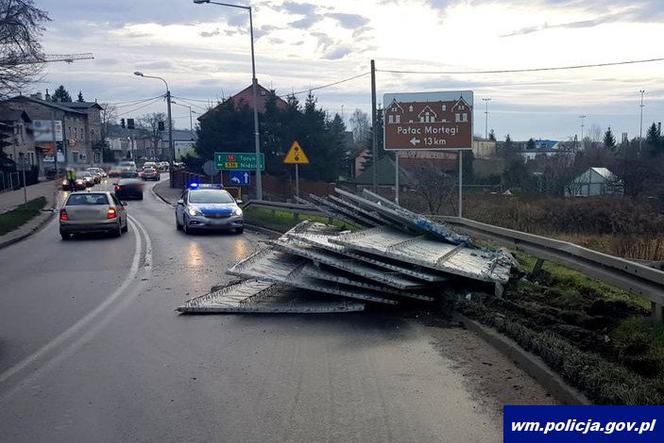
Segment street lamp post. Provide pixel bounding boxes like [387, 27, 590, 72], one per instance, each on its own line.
[481, 97, 491, 139]
[193, 0, 262, 200]
[134, 71, 174, 168]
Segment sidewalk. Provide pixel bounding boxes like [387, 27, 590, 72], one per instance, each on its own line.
[0, 180, 59, 213]
[0, 180, 61, 249]
[152, 179, 181, 205]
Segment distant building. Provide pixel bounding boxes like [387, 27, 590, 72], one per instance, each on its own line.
[472, 138, 496, 159]
[348, 156, 415, 192]
[1, 94, 103, 167]
[173, 129, 197, 160]
[197, 82, 288, 121]
[0, 105, 34, 168]
[565, 167, 623, 197]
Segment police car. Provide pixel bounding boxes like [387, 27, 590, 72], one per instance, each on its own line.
[175, 184, 244, 234]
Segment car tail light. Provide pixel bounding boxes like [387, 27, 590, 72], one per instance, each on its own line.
[107, 207, 118, 219]
[114, 185, 120, 192]
[59, 209, 69, 221]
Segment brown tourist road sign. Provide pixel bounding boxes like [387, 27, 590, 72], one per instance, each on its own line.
[383, 91, 474, 151]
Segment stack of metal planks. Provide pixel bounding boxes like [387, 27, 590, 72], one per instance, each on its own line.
[177, 189, 514, 314]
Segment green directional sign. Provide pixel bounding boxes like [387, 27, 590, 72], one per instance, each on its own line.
[215, 152, 265, 171]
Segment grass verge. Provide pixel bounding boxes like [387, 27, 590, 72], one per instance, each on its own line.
[0, 197, 48, 236]
[458, 251, 664, 404]
[243, 205, 357, 233]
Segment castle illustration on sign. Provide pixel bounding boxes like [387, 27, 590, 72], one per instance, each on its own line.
[385, 96, 471, 126]
[383, 91, 474, 151]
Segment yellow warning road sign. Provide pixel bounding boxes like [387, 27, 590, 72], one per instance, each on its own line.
[283, 140, 310, 164]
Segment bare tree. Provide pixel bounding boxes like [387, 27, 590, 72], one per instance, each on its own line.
[99, 103, 117, 143]
[349, 108, 369, 146]
[413, 164, 456, 214]
[139, 112, 166, 157]
[0, 0, 50, 98]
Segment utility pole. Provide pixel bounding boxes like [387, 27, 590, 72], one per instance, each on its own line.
[371, 59, 377, 193]
[482, 97, 491, 139]
[579, 115, 587, 146]
[51, 110, 58, 178]
[639, 90, 645, 152]
[166, 90, 174, 164]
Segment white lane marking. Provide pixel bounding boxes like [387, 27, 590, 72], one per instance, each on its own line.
[0, 218, 145, 392]
[130, 214, 153, 269]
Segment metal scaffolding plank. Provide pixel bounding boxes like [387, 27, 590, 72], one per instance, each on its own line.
[285, 221, 448, 283]
[326, 195, 396, 227]
[329, 226, 512, 284]
[177, 279, 365, 314]
[305, 194, 377, 227]
[270, 237, 427, 290]
[228, 247, 399, 305]
[301, 263, 434, 302]
[294, 196, 361, 228]
[336, 188, 472, 245]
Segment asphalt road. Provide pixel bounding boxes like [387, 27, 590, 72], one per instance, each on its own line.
[0, 177, 549, 442]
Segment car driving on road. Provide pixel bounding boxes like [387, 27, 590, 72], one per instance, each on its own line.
[114, 176, 144, 200]
[59, 191, 128, 239]
[76, 170, 95, 187]
[175, 184, 243, 234]
[141, 167, 160, 181]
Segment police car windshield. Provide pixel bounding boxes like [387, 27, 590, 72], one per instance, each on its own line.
[189, 190, 234, 204]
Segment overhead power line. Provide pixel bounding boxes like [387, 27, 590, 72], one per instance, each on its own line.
[280, 72, 371, 98]
[107, 95, 164, 107]
[378, 57, 664, 75]
[116, 97, 164, 117]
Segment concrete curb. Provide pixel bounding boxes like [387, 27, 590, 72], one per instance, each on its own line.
[454, 313, 592, 406]
[0, 210, 55, 250]
[151, 184, 175, 207]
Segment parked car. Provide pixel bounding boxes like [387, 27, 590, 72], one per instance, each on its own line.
[141, 167, 160, 181]
[76, 170, 95, 187]
[59, 191, 128, 239]
[88, 167, 107, 179]
[114, 177, 144, 200]
[158, 161, 170, 172]
[175, 184, 244, 234]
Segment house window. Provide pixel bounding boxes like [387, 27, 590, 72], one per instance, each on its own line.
[395, 115, 400, 123]
[442, 105, 446, 111]
[420, 112, 434, 123]
[388, 115, 394, 124]
[455, 113, 468, 123]
[72, 151, 79, 162]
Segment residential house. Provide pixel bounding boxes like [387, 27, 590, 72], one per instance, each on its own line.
[565, 167, 623, 197]
[0, 105, 34, 167]
[197, 82, 288, 121]
[2, 94, 103, 168]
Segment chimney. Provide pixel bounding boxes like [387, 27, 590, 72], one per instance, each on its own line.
[658, 122, 661, 133]
[44, 89, 50, 101]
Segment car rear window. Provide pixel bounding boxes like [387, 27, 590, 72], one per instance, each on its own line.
[67, 194, 109, 205]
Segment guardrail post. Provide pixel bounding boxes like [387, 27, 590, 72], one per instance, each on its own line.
[652, 302, 663, 322]
[530, 258, 545, 278]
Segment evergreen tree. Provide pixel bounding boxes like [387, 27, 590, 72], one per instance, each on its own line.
[526, 138, 535, 150]
[645, 122, 662, 156]
[51, 85, 72, 102]
[77, 90, 85, 102]
[603, 126, 616, 149]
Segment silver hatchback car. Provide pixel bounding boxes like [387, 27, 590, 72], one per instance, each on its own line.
[59, 191, 128, 239]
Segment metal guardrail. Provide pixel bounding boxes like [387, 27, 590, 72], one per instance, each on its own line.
[243, 199, 324, 217]
[242, 199, 664, 319]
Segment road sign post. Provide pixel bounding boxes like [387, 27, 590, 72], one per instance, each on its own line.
[283, 141, 310, 199]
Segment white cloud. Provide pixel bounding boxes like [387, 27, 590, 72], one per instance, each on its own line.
[35, 0, 664, 138]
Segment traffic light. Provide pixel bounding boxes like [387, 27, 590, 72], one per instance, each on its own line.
[121, 118, 125, 128]
[127, 118, 135, 130]
[158, 121, 165, 131]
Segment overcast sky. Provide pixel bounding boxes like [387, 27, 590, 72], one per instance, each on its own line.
[37, 0, 664, 140]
